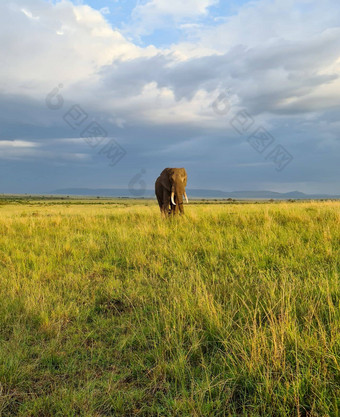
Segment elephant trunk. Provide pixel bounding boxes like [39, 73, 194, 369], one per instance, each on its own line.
[175, 188, 184, 207]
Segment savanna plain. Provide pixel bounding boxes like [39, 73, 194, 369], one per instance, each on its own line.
[0, 198, 339, 417]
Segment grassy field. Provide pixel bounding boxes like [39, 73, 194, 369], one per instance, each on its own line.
[0, 199, 339, 416]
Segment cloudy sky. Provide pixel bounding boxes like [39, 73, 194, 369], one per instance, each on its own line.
[1, 0, 339, 194]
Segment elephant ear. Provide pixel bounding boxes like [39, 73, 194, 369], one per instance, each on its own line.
[160, 168, 172, 191]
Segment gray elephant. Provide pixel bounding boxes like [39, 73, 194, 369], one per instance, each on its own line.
[155, 168, 188, 216]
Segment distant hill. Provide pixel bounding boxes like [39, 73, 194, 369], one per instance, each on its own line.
[51, 188, 340, 200]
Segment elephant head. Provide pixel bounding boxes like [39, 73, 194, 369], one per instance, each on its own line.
[158, 167, 188, 214]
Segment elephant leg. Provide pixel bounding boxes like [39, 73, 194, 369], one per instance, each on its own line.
[162, 189, 170, 216]
[155, 180, 164, 214]
[156, 192, 163, 213]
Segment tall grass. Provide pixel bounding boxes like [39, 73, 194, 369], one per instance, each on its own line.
[0, 200, 339, 416]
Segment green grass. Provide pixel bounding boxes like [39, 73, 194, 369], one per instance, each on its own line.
[0, 200, 339, 416]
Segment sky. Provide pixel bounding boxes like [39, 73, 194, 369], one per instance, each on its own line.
[0, 0, 339, 195]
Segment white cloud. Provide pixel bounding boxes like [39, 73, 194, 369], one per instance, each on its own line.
[0, 0, 157, 98]
[21, 8, 39, 20]
[134, 0, 217, 19]
[202, 0, 339, 48]
[0, 140, 39, 148]
[0, 139, 90, 162]
[129, 0, 218, 37]
[99, 7, 110, 15]
[2, 0, 339, 126]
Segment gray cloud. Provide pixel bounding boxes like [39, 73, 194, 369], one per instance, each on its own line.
[97, 25, 340, 117]
[0, 0, 339, 194]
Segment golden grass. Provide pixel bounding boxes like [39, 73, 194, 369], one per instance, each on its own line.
[0, 199, 339, 416]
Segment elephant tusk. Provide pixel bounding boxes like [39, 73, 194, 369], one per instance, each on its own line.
[171, 191, 176, 206]
[184, 192, 188, 204]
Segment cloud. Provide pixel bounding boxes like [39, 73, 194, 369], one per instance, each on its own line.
[97, 25, 340, 120]
[99, 7, 110, 15]
[0, 137, 91, 162]
[129, 0, 218, 37]
[0, 0, 339, 193]
[0, 140, 38, 148]
[185, 0, 340, 50]
[3, 0, 339, 125]
[133, 0, 217, 20]
[0, 0, 156, 98]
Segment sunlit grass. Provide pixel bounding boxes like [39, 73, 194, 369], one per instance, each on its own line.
[0, 200, 339, 416]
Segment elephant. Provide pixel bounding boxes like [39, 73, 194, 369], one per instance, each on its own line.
[155, 168, 189, 216]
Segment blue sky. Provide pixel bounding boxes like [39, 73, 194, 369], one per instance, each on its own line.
[0, 0, 339, 194]
[78, 0, 252, 46]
